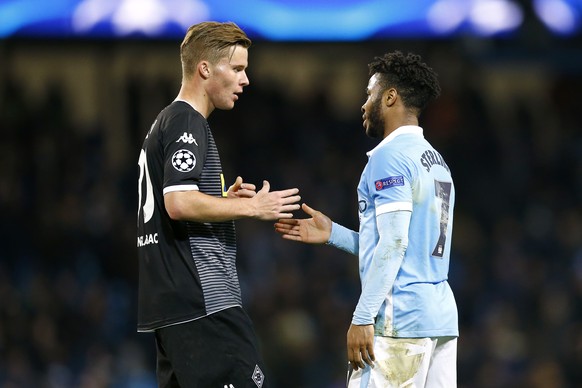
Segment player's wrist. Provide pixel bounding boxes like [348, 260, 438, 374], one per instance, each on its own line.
[352, 317, 374, 326]
[326, 222, 338, 244]
[352, 309, 374, 326]
[326, 222, 358, 255]
[241, 197, 258, 219]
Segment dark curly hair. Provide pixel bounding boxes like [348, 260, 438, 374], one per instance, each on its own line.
[368, 51, 441, 114]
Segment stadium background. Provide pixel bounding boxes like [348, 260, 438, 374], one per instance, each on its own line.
[1, 0, 581, 387]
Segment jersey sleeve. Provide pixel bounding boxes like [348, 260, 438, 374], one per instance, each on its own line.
[161, 111, 208, 194]
[327, 222, 359, 256]
[367, 147, 414, 216]
[352, 209, 411, 325]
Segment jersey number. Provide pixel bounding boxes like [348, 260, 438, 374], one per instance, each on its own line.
[138, 149, 154, 225]
[432, 180, 452, 258]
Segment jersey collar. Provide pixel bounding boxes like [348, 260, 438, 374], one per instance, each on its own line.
[367, 125, 424, 157]
[174, 98, 196, 111]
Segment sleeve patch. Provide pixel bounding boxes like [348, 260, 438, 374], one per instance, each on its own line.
[171, 149, 196, 172]
[374, 176, 404, 191]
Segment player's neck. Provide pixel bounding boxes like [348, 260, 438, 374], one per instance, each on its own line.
[176, 83, 213, 118]
[383, 116, 418, 139]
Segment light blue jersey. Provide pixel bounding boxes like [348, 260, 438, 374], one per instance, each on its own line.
[355, 125, 458, 338]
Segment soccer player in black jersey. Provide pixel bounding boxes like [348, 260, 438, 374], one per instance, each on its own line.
[137, 21, 300, 388]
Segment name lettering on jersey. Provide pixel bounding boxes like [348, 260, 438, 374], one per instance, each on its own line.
[375, 176, 404, 191]
[137, 233, 158, 247]
[176, 132, 198, 145]
[420, 149, 450, 173]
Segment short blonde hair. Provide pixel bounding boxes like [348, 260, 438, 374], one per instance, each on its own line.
[180, 21, 252, 80]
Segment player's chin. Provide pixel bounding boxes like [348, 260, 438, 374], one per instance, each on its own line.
[218, 102, 236, 111]
[225, 100, 238, 110]
[228, 94, 240, 107]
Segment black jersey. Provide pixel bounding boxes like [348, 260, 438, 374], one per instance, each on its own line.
[137, 101, 240, 332]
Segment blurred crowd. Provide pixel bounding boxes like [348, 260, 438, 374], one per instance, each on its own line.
[0, 38, 581, 388]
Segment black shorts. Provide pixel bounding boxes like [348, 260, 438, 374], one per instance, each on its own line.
[154, 306, 268, 388]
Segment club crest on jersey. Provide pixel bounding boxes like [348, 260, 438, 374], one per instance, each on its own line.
[358, 200, 367, 213]
[176, 132, 198, 145]
[375, 176, 404, 191]
[252, 365, 264, 388]
[172, 149, 196, 172]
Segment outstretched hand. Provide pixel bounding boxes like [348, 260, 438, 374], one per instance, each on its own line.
[274, 203, 332, 244]
[250, 180, 301, 221]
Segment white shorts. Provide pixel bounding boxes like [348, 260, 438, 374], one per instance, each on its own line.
[347, 336, 457, 388]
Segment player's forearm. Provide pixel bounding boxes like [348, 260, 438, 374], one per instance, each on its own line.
[326, 222, 359, 255]
[352, 211, 410, 325]
[164, 190, 255, 222]
[352, 245, 406, 325]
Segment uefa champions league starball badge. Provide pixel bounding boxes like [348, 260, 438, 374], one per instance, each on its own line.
[172, 149, 196, 172]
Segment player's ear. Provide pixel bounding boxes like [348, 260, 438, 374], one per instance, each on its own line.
[198, 61, 211, 79]
[384, 88, 397, 107]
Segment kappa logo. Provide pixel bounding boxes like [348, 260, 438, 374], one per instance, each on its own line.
[176, 132, 198, 145]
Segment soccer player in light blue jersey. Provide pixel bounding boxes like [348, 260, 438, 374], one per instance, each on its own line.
[275, 51, 458, 387]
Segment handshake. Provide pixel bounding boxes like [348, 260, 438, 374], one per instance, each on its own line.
[227, 176, 332, 245]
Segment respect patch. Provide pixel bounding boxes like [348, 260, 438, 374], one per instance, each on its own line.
[374, 176, 404, 191]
